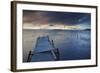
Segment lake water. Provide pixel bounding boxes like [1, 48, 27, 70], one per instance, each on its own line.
[23, 29, 91, 62]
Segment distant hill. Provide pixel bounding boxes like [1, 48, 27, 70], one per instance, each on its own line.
[84, 29, 91, 31]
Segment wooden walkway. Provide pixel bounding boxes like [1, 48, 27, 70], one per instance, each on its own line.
[27, 36, 60, 62]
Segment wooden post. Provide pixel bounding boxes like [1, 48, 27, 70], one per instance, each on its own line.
[27, 51, 33, 62]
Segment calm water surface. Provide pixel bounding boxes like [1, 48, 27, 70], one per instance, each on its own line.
[23, 29, 91, 62]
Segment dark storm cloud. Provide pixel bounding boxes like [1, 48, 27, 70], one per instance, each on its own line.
[44, 11, 91, 25]
[23, 10, 49, 24]
[23, 10, 91, 26]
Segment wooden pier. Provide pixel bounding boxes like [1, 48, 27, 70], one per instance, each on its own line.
[27, 36, 60, 62]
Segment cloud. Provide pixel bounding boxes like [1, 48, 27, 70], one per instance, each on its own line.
[23, 11, 49, 24]
[23, 10, 91, 29]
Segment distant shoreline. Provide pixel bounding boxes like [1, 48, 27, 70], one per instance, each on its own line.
[23, 29, 91, 31]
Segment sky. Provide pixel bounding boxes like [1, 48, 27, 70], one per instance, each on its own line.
[23, 10, 91, 30]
